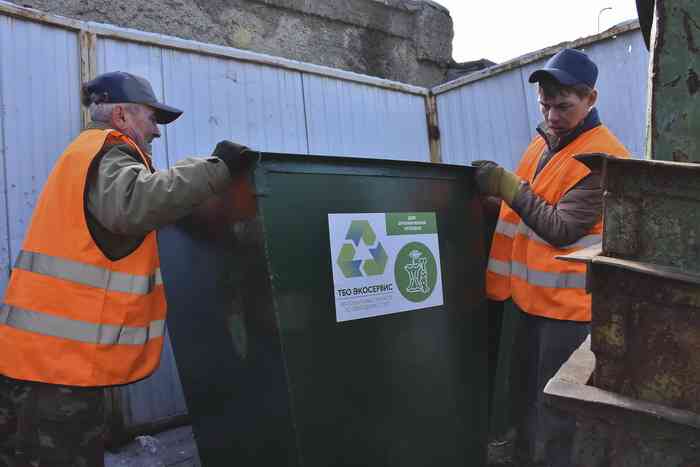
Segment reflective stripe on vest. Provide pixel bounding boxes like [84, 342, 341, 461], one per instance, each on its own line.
[515, 223, 602, 250]
[0, 305, 164, 345]
[512, 261, 586, 289]
[485, 208, 519, 301]
[494, 219, 518, 238]
[15, 250, 163, 295]
[488, 220, 601, 284]
[488, 258, 510, 276]
[488, 258, 586, 289]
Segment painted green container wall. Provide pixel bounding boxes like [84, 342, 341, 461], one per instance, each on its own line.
[161, 154, 489, 466]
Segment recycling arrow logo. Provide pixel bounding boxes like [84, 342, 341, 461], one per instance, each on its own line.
[337, 220, 388, 278]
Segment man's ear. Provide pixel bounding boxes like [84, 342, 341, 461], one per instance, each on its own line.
[587, 89, 598, 109]
[110, 104, 127, 130]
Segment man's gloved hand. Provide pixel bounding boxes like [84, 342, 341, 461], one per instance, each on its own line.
[212, 140, 252, 176]
[471, 160, 523, 205]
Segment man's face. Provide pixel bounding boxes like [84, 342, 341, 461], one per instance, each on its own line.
[115, 104, 161, 155]
[538, 87, 597, 137]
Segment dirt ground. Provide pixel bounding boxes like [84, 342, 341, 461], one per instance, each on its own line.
[107, 425, 523, 466]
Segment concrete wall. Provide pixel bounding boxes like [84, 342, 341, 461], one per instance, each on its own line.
[10, 0, 454, 87]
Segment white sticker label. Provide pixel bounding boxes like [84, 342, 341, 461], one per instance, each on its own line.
[328, 212, 444, 322]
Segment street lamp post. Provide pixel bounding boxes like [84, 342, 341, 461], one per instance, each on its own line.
[598, 6, 613, 32]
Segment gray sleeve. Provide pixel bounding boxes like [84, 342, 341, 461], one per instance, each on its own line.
[86, 145, 232, 236]
[509, 172, 603, 247]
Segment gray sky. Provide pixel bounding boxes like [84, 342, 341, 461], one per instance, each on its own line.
[434, 0, 639, 63]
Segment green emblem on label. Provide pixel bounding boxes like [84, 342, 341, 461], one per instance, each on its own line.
[395, 242, 438, 302]
[337, 220, 388, 278]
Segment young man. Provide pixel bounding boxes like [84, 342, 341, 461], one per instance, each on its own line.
[473, 48, 630, 465]
[0, 71, 251, 466]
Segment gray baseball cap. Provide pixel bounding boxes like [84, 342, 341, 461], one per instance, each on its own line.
[81, 71, 183, 124]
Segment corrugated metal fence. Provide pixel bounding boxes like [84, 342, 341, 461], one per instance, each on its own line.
[435, 22, 649, 168]
[0, 1, 649, 434]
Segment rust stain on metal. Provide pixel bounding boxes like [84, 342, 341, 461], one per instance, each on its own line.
[428, 122, 440, 141]
[683, 9, 700, 53]
[638, 372, 685, 404]
[656, 0, 667, 51]
[591, 266, 700, 412]
[588, 156, 700, 412]
[425, 94, 442, 163]
[687, 68, 700, 94]
[598, 316, 625, 350]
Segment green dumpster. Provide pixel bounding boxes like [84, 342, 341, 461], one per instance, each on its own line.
[481, 197, 519, 441]
[488, 299, 521, 439]
[160, 153, 489, 467]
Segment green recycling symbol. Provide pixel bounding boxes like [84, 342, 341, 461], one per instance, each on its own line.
[337, 220, 388, 278]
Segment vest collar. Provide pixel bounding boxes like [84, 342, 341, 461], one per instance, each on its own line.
[83, 123, 155, 171]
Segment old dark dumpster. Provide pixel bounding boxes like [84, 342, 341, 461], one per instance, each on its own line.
[576, 154, 700, 411]
[540, 153, 700, 467]
[158, 153, 489, 467]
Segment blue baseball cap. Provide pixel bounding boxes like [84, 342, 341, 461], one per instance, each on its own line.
[81, 71, 183, 124]
[528, 48, 598, 88]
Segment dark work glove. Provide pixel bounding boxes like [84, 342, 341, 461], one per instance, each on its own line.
[212, 140, 252, 176]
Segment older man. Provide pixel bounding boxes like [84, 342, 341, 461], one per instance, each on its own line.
[0, 71, 250, 466]
[473, 49, 630, 465]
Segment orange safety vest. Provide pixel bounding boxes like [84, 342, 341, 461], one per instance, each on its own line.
[0, 129, 167, 386]
[486, 125, 629, 322]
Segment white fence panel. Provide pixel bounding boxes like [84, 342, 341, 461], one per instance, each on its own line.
[438, 69, 530, 168]
[303, 74, 430, 161]
[0, 16, 81, 292]
[161, 49, 307, 157]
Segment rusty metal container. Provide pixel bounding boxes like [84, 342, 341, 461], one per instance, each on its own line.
[570, 155, 700, 412]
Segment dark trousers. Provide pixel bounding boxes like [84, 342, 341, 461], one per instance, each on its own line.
[512, 306, 589, 466]
[0, 375, 105, 467]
